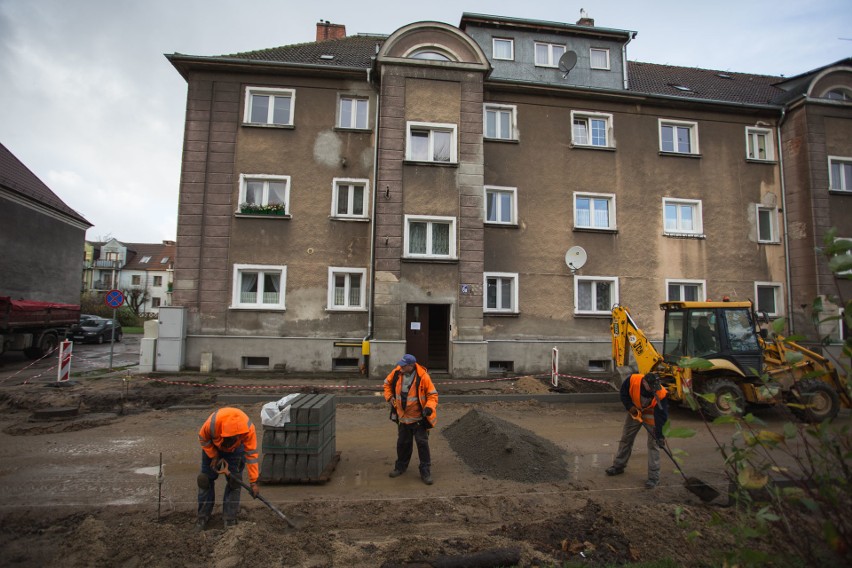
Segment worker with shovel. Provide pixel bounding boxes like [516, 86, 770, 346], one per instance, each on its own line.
[606, 372, 669, 489]
[196, 407, 259, 530]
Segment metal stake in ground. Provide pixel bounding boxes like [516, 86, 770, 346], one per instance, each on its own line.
[215, 461, 303, 529]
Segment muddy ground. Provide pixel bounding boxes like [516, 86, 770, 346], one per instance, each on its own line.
[0, 368, 846, 567]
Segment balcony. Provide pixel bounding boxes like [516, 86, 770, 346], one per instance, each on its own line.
[93, 259, 122, 269]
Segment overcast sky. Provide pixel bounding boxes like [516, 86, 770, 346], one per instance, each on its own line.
[1, 0, 849, 243]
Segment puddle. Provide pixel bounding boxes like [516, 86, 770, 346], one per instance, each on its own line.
[134, 466, 162, 476]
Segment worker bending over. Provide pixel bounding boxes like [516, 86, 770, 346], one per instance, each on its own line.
[196, 407, 259, 530]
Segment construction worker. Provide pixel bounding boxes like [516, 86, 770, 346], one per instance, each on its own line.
[605, 372, 669, 489]
[384, 353, 438, 485]
[196, 407, 259, 530]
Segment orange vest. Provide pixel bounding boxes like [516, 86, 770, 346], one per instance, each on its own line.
[628, 373, 667, 426]
[383, 363, 438, 427]
[198, 407, 259, 483]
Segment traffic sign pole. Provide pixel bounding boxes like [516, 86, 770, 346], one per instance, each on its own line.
[104, 290, 125, 370]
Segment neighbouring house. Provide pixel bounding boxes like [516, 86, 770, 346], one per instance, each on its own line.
[83, 239, 175, 316]
[166, 13, 851, 377]
[0, 142, 91, 304]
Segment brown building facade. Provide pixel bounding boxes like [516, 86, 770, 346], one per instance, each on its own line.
[167, 14, 851, 378]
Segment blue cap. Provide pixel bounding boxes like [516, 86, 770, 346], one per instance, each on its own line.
[396, 354, 416, 367]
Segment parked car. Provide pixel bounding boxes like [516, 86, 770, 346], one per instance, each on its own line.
[68, 318, 123, 344]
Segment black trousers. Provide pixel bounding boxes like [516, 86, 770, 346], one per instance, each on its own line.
[395, 421, 431, 475]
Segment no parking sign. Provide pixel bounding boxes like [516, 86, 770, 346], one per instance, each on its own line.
[105, 289, 125, 308]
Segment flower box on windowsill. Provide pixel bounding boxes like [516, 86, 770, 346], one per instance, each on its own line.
[239, 206, 286, 215]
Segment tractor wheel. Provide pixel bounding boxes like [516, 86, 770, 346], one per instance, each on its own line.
[699, 378, 745, 419]
[789, 380, 840, 423]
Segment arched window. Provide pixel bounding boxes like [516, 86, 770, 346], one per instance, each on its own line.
[410, 49, 452, 61]
[824, 88, 852, 101]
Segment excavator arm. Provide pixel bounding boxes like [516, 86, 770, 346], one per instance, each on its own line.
[611, 305, 665, 374]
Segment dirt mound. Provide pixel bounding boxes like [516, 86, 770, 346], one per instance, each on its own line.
[442, 408, 570, 482]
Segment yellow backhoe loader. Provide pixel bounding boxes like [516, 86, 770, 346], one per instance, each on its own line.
[611, 301, 851, 422]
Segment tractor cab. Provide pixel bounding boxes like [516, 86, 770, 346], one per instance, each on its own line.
[661, 301, 762, 374]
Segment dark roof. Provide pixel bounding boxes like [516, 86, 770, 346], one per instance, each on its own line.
[0, 142, 91, 226]
[627, 61, 785, 106]
[122, 242, 176, 271]
[219, 35, 385, 69]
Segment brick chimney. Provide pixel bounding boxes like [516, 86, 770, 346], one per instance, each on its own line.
[576, 8, 594, 27]
[316, 20, 346, 41]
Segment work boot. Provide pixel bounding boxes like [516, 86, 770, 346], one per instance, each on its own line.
[388, 469, 404, 478]
[421, 472, 433, 485]
[194, 517, 209, 532]
[224, 518, 238, 528]
[644, 479, 659, 489]
[605, 466, 624, 476]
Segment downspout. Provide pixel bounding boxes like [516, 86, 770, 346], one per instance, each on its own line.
[622, 32, 636, 89]
[777, 108, 794, 332]
[363, 58, 380, 371]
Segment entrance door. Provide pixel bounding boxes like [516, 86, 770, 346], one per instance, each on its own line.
[405, 304, 450, 371]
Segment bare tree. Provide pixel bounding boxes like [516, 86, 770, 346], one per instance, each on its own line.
[122, 287, 150, 316]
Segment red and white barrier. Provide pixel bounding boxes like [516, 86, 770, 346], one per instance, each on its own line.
[57, 340, 72, 382]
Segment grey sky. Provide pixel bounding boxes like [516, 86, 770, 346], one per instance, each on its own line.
[1, 0, 849, 243]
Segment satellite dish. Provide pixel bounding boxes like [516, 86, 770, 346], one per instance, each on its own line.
[558, 51, 578, 78]
[565, 246, 587, 272]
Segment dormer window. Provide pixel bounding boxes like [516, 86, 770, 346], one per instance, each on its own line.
[534, 42, 566, 67]
[589, 48, 610, 70]
[410, 50, 451, 61]
[825, 88, 852, 101]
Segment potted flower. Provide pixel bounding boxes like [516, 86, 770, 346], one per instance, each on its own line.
[239, 202, 286, 215]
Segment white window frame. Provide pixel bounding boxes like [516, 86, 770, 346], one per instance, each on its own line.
[836, 238, 852, 277]
[484, 185, 518, 225]
[338, 96, 369, 130]
[483, 104, 517, 140]
[534, 42, 566, 67]
[238, 174, 290, 213]
[492, 38, 514, 60]
[573, 192, 616, 230]
[754, 282, 783, 317]
[665, 279, 706, 302]
[231, 264, 287, 310]
[757, 206, 779, 243]
[574, 275, 619, 316]
[658, 119, 699, 154]
[483, 272, 519, 314]
[331, 178, 369, 219]
[244, 87, 295, 126]
[403, 215, 457, 260]
[589, 48, 610, 70]
[663, 197, 703, 236]
[828, 156, 852, 192]
[745, 127, 774, 161]
[327, 267, 368, 311]
[406, 121, 457, 163]
[571, 111, 613, 148]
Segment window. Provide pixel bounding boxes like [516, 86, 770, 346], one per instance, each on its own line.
[161, 257, 169, 264]
[492, 38, 514, 60]
[244, 87, 294, 126]
[589, 48, 610, 70]
[338, 96, 369, 129]
[835, 238, 852, 277]
[663, 198, 703, 236]
[406, 122, 457, 163]
[153, 276, 163, 287]
[131, 275, 141, 285]
[327, 268, 367, 310]
[484, 104, 516, 140]
[574, 192, 615, 230]
[575, 276, 618, 315]
[404, 215, 456, 259]
[332, 178, 369, 219]
[140, 256, 151, 263]
[238, 174, 290, 214]
[484, 273, 519, 313]
[151, 297, 161, 308]
[232, 264, 286, 309]
[829, 156, 852, 192]
[666, 279, 705, 301]
[755, 282, 782, 317]
[659, 119, 699, 154]
[825, 88, 852, 101]
[746, 127, 774, 161]
[105, 251, 119, 261]
[571, 111, 612, 147]
[410, 50, 452, 61]
[484, 186, 517, 225]
[535, 42, 566, 67]
[757, 206, 778, 243]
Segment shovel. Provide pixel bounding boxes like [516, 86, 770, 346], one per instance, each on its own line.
[215, 461, 303, 528]
[639, 420, 720, 503]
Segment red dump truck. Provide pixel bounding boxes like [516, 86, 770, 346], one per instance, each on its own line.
[0, 296, 80, 359]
